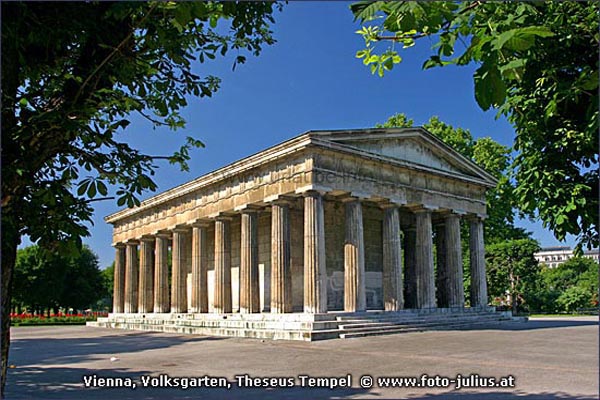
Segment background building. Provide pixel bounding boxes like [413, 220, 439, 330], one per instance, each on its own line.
[534, 246, 599, 268]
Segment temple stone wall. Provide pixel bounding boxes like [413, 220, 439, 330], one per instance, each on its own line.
[324, 200, 344, 310]
[290, 208, 304, 311]
[363, 204, 383, 309]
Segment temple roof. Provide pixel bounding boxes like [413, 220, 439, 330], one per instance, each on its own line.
[106, 127, 497, 223]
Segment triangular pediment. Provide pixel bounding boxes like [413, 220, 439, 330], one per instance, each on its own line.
[309, 128, 497, 186]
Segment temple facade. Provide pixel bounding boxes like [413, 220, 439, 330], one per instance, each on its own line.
[93, 128, 502, 340]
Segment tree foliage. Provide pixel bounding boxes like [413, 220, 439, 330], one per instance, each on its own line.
[485, 239, 541, 313]
[538, 257, 599, 313]
[376, 113, 528, 243]
[13, 245, 105, 313]
[352, 1, 599, 251]
[1, 2, 280, 394]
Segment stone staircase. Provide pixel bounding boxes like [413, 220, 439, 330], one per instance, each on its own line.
[88, 307, 523, 341]
[333, 310, 517, 339]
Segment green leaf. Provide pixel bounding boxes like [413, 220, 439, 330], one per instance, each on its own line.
[77, 181, 89, 197]
[350, 1, 385, 22]
[87, 182, 97, 198]
[97, 181, 108, 196]
[474, 64, 507, 110]
[493, 26, 554, 52]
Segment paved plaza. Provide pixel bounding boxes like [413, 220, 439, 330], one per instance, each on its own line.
[5, 317, 598, 399]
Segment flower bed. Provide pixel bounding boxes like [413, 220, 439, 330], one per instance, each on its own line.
[10, 312, 108, 326]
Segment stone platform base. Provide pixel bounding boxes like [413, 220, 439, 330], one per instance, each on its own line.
[87, 307, 524, 341]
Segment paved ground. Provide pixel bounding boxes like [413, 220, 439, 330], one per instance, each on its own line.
[5, 317, 598, 400]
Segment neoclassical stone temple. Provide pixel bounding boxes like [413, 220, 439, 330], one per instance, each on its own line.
[91, 128, 508, 340]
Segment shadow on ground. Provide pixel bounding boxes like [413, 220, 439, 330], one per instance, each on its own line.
[6, 366, 369, 400]
[6, 365, 597, 400]
[9, 331, 220, 365]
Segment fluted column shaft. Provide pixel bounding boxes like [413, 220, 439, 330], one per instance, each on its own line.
[303, 192, 327, 313]
[445, 214, 465, 307]
[344, 199, 366, 312]
[214, 218, 232, 313]
[403, 228, 416, 309]
[171, 228, 190, 313]
[383, 206, 403, 311]
[415, 211, 436, 309]
[271, 202, 292, 313]
[113, 244, 126, 313]
[124, 242, 139, 313]
[435, 224, 448, 307]
[191, 224, 209, 313]
[153, 234, 170, 313]
[240, 212, 260, 313]
[469, 217, 488, 307]
[138, 238, 155, 313]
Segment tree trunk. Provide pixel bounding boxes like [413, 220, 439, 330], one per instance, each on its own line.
[1, 210, 21, 397]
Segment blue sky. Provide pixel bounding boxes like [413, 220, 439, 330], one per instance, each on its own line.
[33, 2, 576, 268]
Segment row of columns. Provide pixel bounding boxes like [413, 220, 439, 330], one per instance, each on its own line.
[113, 193, 488, 315]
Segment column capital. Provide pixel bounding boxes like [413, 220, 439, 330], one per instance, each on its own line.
[413, 204, 439, 213]
[140, 235, 156, 243]
[208, 212, 234, 220]
[301, 189, 326, 198]
[234, 204, 263, 213]
[467, 213, 487, 221]
[340, 196, 362, 204]
[190, 219, 211, 228]
[264, 194, 295, 205]
[340, 191, 371, 203]
[444, 209, 467, 218]
[379, 200, 405, 210]
[114, 242, 126, 249]
[172, 225, 192, 233]
[126, 239, 140, 245]
[295, 184, 332, 195]
[155, 231, 172, 239]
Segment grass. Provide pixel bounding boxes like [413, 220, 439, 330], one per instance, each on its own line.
[10, 314, 107, 326]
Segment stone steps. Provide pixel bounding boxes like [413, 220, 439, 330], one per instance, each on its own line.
[88, 320, 317, 341]
[88, 309, 519, 341]
[336, 314, 493, 327]
[338, 314, 512, 339]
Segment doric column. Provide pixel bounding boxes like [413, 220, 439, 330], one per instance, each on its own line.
[403, 227, 416, 309]
[153, 233, 170, 313]
[445, 213, 465, 307]
[415, 209, 436, 309]
[138, 237, 155, 313]
[435, 223, 448, 308]
[171, 227, 190, 313]
[469, 216, 488, 307]
[344, 198, 366, 312]
[271, 200, 292, 313]
[124, 241, 139, 313]
[303, 191, 327, 313]
[190, 223, 209, 313]
[214, 217, 232, 313]
[382, 205, 403, 311]
[239, 210, 260, 313]
[112, 244, 126, 313]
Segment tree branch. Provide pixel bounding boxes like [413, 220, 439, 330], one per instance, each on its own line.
[80, 196, 115, 204]
[74, 2, 158, 104]
[374, 1, 482, 43]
